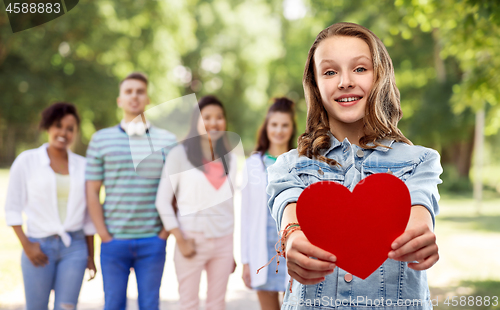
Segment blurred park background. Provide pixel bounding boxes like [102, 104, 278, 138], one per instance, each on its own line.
[1, 0, 499, 309]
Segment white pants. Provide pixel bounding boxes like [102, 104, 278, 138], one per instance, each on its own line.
[174, 232, 234, 310]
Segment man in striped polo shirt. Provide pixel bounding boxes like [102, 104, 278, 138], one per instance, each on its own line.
[86, 72, 176, 310]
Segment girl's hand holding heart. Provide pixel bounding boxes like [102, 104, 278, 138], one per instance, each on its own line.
[388, 205, 439, 271]
[285, 230, 337, 285]
[281, 202, 337, 285]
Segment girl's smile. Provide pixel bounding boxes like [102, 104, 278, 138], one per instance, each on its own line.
[334, 94, 364, 107]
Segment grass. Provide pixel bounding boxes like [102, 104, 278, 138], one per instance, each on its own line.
[430, 198, 500, 310]
[432, 280, 500, 310]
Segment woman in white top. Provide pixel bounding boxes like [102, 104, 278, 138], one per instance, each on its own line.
[4, 102, 96, 310]
[156, 95, 237, 310]
[241, 98, 297, 310]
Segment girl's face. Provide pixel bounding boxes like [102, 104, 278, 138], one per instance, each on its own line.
[314, 36, 374, 132]
[47, 114, 77, 150]
[197, 104, 227, 140]
[266, 112, 294, 147]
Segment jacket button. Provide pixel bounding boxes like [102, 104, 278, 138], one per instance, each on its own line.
[356, 149, 364, 158]
[318, 168, 324, 175]
[344, 273, 353, 282]
[387, 169, 393, 175]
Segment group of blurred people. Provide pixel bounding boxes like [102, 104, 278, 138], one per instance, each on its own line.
[5, 71, 296, 310]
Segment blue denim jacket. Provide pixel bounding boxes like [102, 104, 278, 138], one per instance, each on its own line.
[267, 134, 442, 310]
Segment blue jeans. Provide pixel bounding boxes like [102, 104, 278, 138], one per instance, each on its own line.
[100, 236, 167, 310]
[21, 230, 88, 310]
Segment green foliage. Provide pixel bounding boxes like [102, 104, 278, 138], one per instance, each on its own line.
[440, 164, 473, 194]
[0, 0, 192, 160]
[1, 0, 499, 179]
[396, 0, 500, 135]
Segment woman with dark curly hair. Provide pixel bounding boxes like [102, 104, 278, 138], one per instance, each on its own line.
[4, 102, 96, 310]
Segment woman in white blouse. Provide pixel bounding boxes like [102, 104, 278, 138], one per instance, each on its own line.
[156, 95, 237, 310]
[4, 102, 96, 310]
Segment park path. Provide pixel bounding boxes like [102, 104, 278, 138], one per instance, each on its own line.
[0, 170, 263, 310]
[0, 236, 261, 310]
[0, 234, 261, 309]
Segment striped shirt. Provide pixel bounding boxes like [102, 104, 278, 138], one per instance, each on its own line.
[86, 125, 177, 239]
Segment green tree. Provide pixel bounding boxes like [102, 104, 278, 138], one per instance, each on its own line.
[396, 0, 500, 179]
[1, 0, 497, 185]
[0, 0, 193, 164]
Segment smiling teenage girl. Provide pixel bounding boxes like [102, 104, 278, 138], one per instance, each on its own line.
[267, 23, 442, 310]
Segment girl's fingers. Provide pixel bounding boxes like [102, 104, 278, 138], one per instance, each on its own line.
[389, 231, 435, 259]
[391, 227, 424, 251]
[294, 253, 336, 272]
[285, 231, 336, 281]
[288, 269, 325, 286]
[390, 242, 438, 262]
[287, 246, 336, 280]
[408, 253, 439, 271]
[287, 260, 334, 279]
[298, 241, 337, 264]
[289, 265, 333, 280]
[291, 234, 336, 263]
[287, 231, 336, 263]
[287, 245, 336, 271]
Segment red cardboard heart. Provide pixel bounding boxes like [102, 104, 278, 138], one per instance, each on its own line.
[296, 173, 411, 280]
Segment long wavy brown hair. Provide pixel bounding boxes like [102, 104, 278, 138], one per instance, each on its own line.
[298, 22, 412, 166]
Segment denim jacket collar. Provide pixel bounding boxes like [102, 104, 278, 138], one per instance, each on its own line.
[321, 132, 395, 156]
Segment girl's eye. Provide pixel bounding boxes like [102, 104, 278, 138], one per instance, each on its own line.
[355, 67, 366, 73]
[324, 70, 336, 76]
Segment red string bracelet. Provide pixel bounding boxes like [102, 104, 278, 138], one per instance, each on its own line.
[256, 222, 301, 293]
